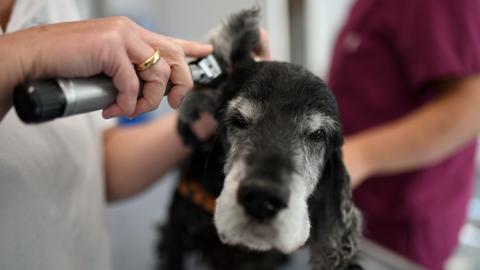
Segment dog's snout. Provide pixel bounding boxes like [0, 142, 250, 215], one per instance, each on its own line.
[237, 180, 289, 221]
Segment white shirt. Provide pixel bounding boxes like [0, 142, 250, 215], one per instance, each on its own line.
[0, 1, 112, 269]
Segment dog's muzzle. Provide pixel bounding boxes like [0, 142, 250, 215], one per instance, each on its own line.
[237, 178, 290, 221]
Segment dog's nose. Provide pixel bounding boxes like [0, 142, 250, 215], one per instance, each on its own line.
[237, 180, 289, 221]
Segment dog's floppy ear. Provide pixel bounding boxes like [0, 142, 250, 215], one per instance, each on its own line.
[210, 7, 260, 73]
[309, 146, 362, 268]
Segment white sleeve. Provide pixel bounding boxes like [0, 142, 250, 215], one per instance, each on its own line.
[87, 111, 117, 134]
[7, 0, 81, 33]
[46, 0, 82, 22]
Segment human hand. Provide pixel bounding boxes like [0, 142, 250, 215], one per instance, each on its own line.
[190, 112, 218, 142]
[252, 28, 271, 61]
[3, 17, 212, 119]
[342, 136, 373, 189]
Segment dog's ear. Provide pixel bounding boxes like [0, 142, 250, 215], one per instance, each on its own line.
[210, 8, 260, 73]
[309, 146, 362, 268]
[322, 147, 361, 236]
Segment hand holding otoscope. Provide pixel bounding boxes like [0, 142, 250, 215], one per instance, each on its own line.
[13, 54, 224, 123]
[0, 17, 214, 123]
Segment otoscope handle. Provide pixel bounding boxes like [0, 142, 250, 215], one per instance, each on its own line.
[13, 54, 222, 124]
[14, 75, 117, 123]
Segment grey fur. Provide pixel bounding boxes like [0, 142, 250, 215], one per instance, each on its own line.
[159, 7, 362, 270]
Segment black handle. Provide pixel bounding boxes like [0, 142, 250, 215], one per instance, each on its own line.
[13, 79, 67, 123]
[12, 54, 222, 124]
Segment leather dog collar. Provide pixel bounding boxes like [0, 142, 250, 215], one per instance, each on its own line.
[177, 178, 216, 214]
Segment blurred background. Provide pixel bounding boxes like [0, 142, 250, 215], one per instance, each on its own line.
[75, 0, 480, 269]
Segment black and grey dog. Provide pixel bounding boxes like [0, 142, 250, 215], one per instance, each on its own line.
[157, 8, 362, 270]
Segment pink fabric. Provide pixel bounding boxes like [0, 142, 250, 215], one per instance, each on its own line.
[328, 0, 480, 269]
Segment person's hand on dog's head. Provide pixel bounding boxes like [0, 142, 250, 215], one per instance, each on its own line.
[252, 28, 271, 61]
[342, 136, 372, 189]
[190, 112, 218, 142]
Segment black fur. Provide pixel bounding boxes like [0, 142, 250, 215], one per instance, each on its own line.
[157, 8, 362, 270]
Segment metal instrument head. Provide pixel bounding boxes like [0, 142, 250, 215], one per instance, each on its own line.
[188, 54, 225, 86]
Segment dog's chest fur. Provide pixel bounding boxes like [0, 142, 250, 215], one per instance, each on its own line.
[157, 145, 292, 270]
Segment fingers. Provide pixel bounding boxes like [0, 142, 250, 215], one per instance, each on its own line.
[170, 38, 213, 58]
[104, 36, 159, 118]
[135, 26, 213, 58]
[102, 103, 125, 119]
[253, 28, 271, 61]
[127, 33, 172, 116]
[153, 41, 194, 109]
[166, 58, 193, 108]
[166, 84, 188, 109]
[133, 57, 171, 117]
[138, 30, 215, 109]
[127, 37, 157, 66]
[106, 20, 213, 115]
[190, 112, 219, 141]
[104, 39, 169, 118]
[133, 30, 196, 108]
[103, 54, 140, 118]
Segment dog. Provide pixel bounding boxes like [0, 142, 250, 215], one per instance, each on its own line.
[157, 8, 362, 270]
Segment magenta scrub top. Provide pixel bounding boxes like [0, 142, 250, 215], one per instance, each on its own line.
[328, 0, 480, 269]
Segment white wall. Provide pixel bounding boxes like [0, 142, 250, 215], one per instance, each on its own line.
[97, 0, 290, 61]
[303, 0, 354, 77]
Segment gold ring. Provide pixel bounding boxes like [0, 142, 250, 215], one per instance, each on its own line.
[135, 50, 161, 72]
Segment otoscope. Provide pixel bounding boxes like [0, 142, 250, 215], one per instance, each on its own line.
[13, 55, 224, 123]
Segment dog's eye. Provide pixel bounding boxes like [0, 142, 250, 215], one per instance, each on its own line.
[230, 114, 249, 129]
[308, 129, 326, 142]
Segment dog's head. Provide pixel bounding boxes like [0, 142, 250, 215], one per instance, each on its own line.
[208, 9, 359, 255]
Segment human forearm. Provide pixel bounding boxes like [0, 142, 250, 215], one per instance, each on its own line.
[0, 34, 30, 119]
[104, 111, 216, 202]
[104, 113, 189, 201]
[344, 76, 480, 186]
